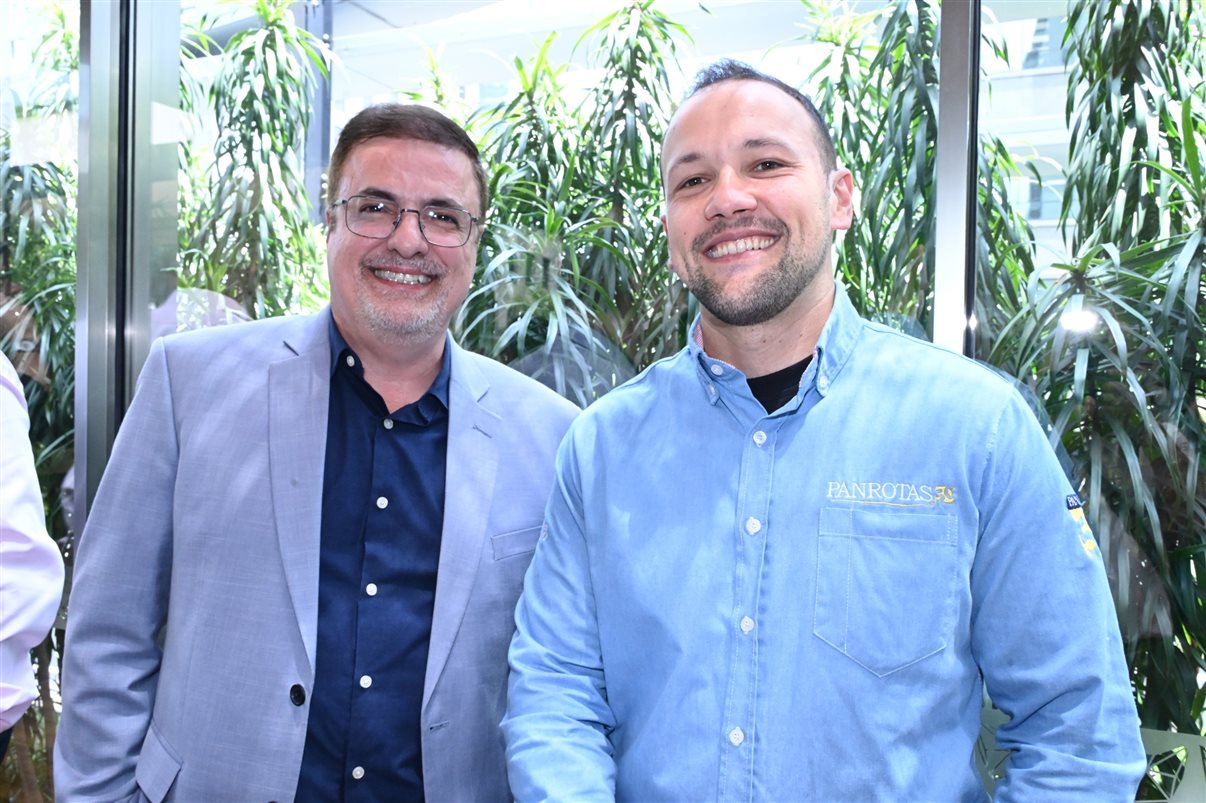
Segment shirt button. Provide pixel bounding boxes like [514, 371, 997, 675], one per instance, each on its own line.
[383, 418, 394, 430]
[752, 431, 767, 447]
[352, 766, 365, 780]
[817, 374, 829, 392]
[740, 616, 755, 634]
[345, 354, 356, 368]
[710, 364, 724, 376]
[289, 684, 306, 706]
[376, 496, 388, 509]
[745, 517, 762, 535]
[359, 675, 372, 689]
[365, 583, 378, 596]
[728, 727, 745, 746]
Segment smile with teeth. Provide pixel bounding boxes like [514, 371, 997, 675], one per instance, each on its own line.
[705, 236, 776, 258]
[373, 268, 432, 285]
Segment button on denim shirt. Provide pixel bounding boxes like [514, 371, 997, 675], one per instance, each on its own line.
[504, 286, 1145, 802]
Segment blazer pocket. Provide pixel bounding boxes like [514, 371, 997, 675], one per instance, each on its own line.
[491, 525, 542, 561]
[135, 721, 182, 803]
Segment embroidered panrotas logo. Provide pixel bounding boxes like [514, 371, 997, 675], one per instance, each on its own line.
[826, 481, 957, 507]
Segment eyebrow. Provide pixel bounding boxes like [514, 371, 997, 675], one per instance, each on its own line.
[741, 136, 792, 152]
[355, 186, 469, 210]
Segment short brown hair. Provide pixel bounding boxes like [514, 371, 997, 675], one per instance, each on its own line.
[326, 103, 489, 217]
[686, 59, 836, 173]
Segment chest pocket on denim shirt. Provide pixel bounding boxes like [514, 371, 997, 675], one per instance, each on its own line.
[813, 506, 958, 677]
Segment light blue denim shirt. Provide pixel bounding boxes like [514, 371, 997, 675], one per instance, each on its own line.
[504, 286, 1146, 802]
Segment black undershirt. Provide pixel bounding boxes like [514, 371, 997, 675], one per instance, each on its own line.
[747, 355, 813, 413]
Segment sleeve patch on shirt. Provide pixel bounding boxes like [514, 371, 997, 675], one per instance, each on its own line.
[1066, 493, 1082, 510]
[1067, 504, 1099, 557]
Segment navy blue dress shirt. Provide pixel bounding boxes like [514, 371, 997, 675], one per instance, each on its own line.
[295, 321, 450, 801]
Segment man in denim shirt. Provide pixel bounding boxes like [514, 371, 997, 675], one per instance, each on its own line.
[503, 60, 1146, 801]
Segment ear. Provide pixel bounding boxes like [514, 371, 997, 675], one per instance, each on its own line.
[828, 168, 854, 231]
[325, 208, 335, 243]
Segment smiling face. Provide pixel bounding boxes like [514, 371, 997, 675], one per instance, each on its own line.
[326, 136, 481, 356]
[661, 79, 852, 332]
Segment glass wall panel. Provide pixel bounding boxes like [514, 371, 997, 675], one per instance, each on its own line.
[977, 1, 1206, 796]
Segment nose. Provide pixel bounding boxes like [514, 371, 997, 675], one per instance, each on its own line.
[385, 208, 429, 257]
[704, 168, 756, 219]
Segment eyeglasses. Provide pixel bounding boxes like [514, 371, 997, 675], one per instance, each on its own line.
[332, 195, 480, 247]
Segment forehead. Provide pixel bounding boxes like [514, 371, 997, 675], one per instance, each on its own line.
[663, 80, 820, 172]
[338, 136, 476, 199]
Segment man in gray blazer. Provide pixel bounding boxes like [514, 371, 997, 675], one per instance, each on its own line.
[55, 104, 577, 802]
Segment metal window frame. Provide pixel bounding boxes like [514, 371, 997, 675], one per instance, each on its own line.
[933, 0, 980, 356]
[75, 0, 179, 522]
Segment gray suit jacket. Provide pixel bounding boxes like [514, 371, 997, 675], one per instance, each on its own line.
[54, 310, 577, 802]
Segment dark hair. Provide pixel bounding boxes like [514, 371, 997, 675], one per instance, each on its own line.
[685, 59, 837, 173]
[326, 103, 489, 217]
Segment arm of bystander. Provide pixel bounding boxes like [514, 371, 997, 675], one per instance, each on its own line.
[0, 353, 64, 738]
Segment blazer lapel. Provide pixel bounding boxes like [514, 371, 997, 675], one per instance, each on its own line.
[424, 343, 500, 709]
[268, 311, 331, 672]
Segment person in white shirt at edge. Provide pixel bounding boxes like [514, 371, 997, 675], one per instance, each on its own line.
[0, 350, 65, 761]
[503, 59, 1146, 802]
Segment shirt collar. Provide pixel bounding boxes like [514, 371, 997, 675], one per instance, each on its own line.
[686, 281, 861, 405]
[327, 316, 452, 410]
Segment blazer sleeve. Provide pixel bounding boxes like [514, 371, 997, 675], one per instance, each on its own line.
[54, 338, 180, 801]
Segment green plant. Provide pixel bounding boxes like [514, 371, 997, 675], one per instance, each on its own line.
[177, 0, 330, 319]
[452, 0, 688, 404]
[807, 0, 940, 331]
[1062, 0, 1202, 255]
[806, 0, 1036, 344]
[993, 0, 1205, 737]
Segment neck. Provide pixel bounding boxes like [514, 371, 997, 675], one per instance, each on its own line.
[348, 329, 447, 412]
[699, 280, 834, 378]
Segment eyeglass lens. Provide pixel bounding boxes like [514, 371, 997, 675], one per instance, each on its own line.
[344, 196, 472, 246]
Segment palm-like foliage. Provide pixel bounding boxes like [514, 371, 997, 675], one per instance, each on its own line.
[991, 235, 1203, 737]
[1062, 0, 1202, 254]
[178, 0, 330, 319]
[454, 0, 688, 403]
[807, 0, 1035, 342]
[991, 0, 1205, 736]
[807, 0, 938, 330]
[572, 1, 686, 366]
[459, 36, 623, 404]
